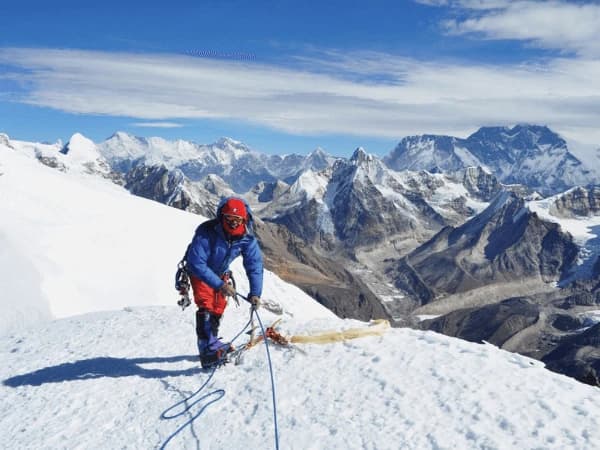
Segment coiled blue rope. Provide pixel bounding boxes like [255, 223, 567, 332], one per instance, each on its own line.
[160, 299, 281, 450]
[159, 313, 254, 449]
[159, 366, 223, 450]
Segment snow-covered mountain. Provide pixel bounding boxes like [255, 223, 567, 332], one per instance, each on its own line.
[98, 132, 339, 192]
[261, 147, 492, 254]
[528, 187, 600, 284]
[4, 132, 117, 181]
[385, 125, 597, 195]
[2, 139, 600, 449]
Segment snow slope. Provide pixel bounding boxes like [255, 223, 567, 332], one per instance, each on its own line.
[2, 306, 600, 449]
[0, 142, 198, 333]
[1, 139, 600, 449]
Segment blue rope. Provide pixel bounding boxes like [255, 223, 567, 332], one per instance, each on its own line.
[252, 306, 281, 450]
[160, 300, 280, 450]
[159, 366, 223, 450]
[159, 314, 253, 449]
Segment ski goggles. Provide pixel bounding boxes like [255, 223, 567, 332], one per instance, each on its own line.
[223, 214, 245, 228]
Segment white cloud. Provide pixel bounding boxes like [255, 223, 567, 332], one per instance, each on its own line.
[435, 1, 600, 56]
[131, 121, 183, 128]
[1, 47, 600, 148]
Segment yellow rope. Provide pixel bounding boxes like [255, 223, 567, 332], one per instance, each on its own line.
[289, 319, 390, 345]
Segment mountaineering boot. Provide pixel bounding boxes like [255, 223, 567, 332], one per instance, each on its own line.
[196, 310, 234, 368]
[198, 338, 234, 368]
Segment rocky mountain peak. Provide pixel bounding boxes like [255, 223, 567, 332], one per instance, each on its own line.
[109, 131, 133, 140]
[384, 134, 470, 173]
[385, 124, 594, 195]
[305, 147, 332, 167]
[462, 166, 502, 201]
[466, 124, 567, 159]
[104, 131, 149, 148]
[350, 147, 369, 163]
[309, 147, 327, 157]
[344, 148, 387, 184]
[453, 190, 525, 240]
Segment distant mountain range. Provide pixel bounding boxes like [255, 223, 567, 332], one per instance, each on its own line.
[385, 125, 597, 196]
[98, 132, 337, 192]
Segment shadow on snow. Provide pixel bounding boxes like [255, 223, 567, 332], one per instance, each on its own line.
[3, 355, 202, 387]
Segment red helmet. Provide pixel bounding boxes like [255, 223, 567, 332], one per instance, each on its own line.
[220, 197, 248, 219]
[220, 197, 248, 236]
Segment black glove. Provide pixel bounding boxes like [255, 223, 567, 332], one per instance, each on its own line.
[249, 295, 261, 308]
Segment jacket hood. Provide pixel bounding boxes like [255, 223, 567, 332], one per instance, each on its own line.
[216, 196, 255, 232]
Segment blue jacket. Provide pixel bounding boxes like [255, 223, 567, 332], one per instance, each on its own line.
[186, 198, 263, 298]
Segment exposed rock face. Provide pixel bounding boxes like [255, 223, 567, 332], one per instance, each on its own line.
[427, 297, 540, 346]
[462, 166, 503, 201]
[248, 180, 290, 203]
[253, 220, 390, 321]
[329, 150, 436, 248]
[543, 323, 600, 386]
[262, 149, 477, 257]
[35, 155, 67, 172]
[594, 256, 600, 279]
[384, 135, 471, 173]
[549, 186, 600, 218]
[124, 164, 221, 217]
[421, 276, 600, 387]
[387, 192, 579, 309]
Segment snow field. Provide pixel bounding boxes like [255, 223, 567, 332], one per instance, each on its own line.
[2, 304, 600, 449]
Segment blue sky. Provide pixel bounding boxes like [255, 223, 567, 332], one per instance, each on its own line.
[2, 0, 600, 157]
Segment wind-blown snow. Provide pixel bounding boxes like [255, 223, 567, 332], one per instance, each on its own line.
[1, 139, 600, 449]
